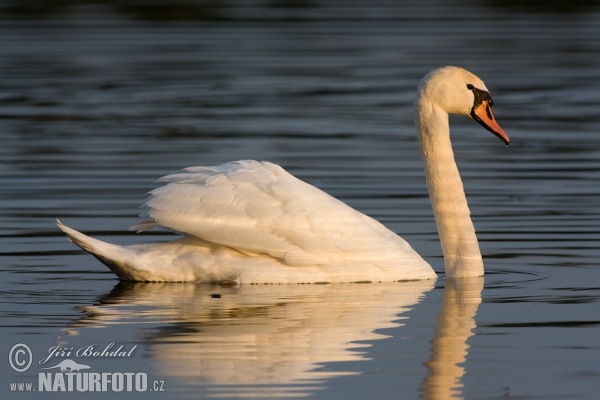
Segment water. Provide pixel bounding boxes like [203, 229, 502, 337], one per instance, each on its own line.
[1, 0, 600, 398]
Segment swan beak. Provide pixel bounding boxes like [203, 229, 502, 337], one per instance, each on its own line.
[472, 101, 510, 145]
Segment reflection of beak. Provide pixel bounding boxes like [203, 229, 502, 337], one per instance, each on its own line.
[471, 100, 510, 145]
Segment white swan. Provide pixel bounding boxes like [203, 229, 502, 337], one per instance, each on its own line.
[58, 66, 509, 283]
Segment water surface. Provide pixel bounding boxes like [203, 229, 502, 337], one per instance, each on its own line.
[1, 1, 599, 398]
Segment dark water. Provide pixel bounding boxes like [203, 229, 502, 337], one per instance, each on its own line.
[1, 1, 600, 398]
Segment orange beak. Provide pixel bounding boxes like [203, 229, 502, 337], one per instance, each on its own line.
[471, 100, 510, 145]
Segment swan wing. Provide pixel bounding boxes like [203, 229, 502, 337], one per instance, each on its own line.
[132, 160, 419, 267]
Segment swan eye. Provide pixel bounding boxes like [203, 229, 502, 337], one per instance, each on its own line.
[466, 84, 474, 90]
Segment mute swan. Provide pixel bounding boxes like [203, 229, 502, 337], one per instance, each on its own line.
[58, 66, 509, 283]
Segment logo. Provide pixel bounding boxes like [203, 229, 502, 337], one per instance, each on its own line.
[9, 343, 32, 373]
[38, 364, 149, 393]
[41, 359, 91, 372]
[8, 342, 166, 393]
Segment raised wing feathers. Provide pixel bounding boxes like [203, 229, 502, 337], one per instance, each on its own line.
[132, 160, 415, 266]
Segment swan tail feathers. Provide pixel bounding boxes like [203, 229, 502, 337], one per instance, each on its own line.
[57, 219, 112, 253]
[56, 219, 137, 280]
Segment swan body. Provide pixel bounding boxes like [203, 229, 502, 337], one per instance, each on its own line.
[58, 66, 508, 283]
[57, 161, 435, 283]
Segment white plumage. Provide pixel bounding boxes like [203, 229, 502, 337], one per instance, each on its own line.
[136, 161, 422, 266]
[58, 66, 508, 283]
[58, 160, 433, 283]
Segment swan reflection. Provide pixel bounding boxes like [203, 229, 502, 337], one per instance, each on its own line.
[422, 277, 484, 399]
[68, 281, 434, 397]
[64, 277, 483, 397]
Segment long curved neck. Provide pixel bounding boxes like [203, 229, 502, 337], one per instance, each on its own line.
[416, 101, 484, 278]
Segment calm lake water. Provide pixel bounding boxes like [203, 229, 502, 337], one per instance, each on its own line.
[1, 0, 600, 398]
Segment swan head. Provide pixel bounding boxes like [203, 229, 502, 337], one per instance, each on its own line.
[417, 66, 509, 145]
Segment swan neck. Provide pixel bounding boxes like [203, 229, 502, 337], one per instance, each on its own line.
[416, 103, 484, 278]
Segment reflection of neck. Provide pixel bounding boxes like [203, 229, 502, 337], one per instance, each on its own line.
[416, 102, 484, 278]
[421, 277, 484, 399]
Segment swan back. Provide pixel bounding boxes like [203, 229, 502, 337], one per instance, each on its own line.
[132, 160, 435, 281]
